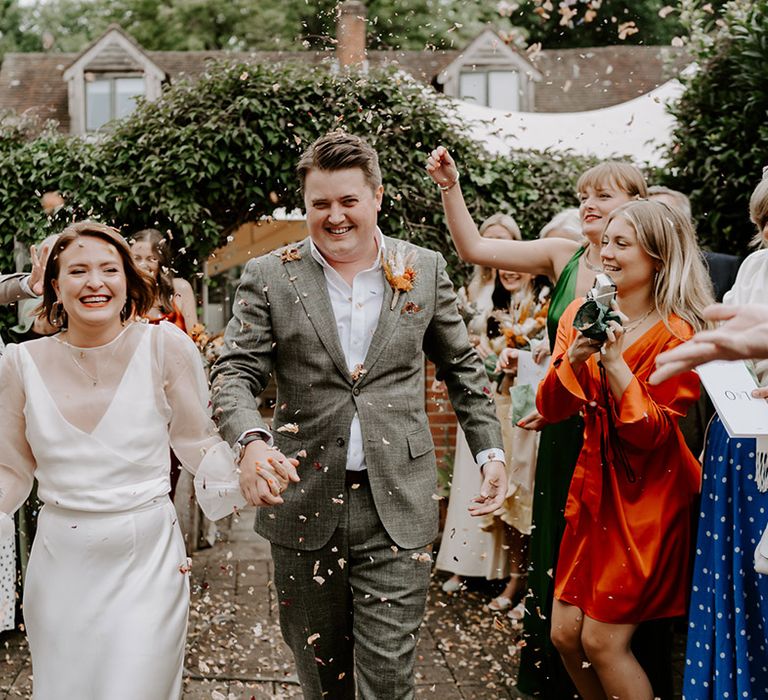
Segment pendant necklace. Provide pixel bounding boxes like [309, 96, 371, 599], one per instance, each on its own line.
[54, 333, 99, 386]
[582, 247, 602, 273]
[623, 308, 655, 334]
[70, 349, 99, 386]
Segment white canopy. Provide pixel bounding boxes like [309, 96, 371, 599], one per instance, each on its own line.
[454, 79, 684, 166]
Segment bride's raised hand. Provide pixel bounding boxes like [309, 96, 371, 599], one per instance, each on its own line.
[426, 146, 459, 189]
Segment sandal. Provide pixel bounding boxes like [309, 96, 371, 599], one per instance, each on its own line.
[507, 601, 527, 622]
[486, 595, 513, 612]
[441, 577, 463, 593]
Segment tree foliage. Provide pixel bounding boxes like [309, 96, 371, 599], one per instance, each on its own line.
[0, 62, 594, 291]
[663, 0, 768, 254]
[6, 0, 715, 54]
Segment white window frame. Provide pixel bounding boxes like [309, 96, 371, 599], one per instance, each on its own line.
[85, 74, 145, 132]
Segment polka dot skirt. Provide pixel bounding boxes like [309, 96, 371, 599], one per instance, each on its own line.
[0, 528, 15, 631]
[684, 418, 768, 699]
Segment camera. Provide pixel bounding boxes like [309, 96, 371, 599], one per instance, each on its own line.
[572, 273, 621, 342]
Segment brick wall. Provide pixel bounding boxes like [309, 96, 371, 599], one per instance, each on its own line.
[424, 360, 458, 470]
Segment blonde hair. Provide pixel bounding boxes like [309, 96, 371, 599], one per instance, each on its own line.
[606, 200, 713, 334]
[749, 177, 768, 249]
[469, 213, 522, 288]
[539, 208, 582, 241]
[647, 186, 693, 221]
[577, 161, 648, 199]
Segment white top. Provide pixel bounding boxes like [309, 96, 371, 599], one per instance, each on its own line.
[310, 232, 386, 471]
[0, 321, 245, 537]
[309, 231, 503, 471]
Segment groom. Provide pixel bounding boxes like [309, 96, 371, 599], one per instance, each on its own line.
[211, 131, 506, 699]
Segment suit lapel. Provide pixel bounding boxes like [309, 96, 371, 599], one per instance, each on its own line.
[361, 238, 406, 373]
[285, 241, 352, 384]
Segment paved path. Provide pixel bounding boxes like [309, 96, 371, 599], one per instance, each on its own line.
[1, 508, 685, 699]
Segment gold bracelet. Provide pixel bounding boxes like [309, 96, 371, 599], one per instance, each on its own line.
[438, 174, 459, 192]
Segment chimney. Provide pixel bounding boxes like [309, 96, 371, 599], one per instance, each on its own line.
[336, 1, 367, 69]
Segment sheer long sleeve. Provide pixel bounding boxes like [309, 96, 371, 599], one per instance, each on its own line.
[156, 322, 246, 520]
[0, 346, 36, 537]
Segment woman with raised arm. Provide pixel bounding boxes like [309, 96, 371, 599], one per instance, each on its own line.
[0, 221, 293, 699]
[427, 147, 650, 695]
[539, 200, 712, 700]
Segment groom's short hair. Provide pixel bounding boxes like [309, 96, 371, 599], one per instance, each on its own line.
[297, 131, 382, 194]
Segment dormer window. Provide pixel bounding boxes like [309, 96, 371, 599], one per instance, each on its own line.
[460, 70, 520, 111]
[85, 75, 144, 132]
[439, 29, 541, 113]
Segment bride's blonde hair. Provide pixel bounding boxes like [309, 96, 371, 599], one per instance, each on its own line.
[605, 200, 713, 334]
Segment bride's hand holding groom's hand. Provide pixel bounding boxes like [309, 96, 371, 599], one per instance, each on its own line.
[239, 440, 300, 506]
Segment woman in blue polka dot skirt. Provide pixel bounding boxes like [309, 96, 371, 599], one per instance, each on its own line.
[684, 178, 768, 700]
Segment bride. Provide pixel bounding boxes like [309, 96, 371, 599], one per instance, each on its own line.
[0, 221, 295, 699]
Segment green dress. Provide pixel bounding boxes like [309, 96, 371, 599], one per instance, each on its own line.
[516, 247, 584, 697]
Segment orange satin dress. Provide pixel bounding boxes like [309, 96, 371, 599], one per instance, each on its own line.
[536, 299, 701, 624]
[146, 301, 187, 334]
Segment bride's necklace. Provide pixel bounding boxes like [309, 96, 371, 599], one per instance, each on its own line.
[582, 247, 602, 273]
[70, 348, 99, 386]
[623, 308, 655, 334]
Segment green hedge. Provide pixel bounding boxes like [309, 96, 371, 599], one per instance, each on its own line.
[664, 0, 768, 254]
[0, 62, 595, 301]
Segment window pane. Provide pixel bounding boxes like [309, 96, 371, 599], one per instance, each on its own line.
[459, 72, 486, 106]
[115, 77, 145, 119]
[488, 71, 520, 112]
[85, 79, 111, 132]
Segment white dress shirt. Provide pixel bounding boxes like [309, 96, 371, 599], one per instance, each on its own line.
[309, 232, 386, 471]
[238, 231, 505, 471]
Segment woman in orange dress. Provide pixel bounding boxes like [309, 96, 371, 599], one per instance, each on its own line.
[537, 200, 713, 700]
[130, 228, 197, 333]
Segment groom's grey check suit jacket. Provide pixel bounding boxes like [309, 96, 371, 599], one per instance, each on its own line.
[211, 235, 502, 551]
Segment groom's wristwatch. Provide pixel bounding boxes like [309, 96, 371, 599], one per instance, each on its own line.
[234, 429, 273, 464]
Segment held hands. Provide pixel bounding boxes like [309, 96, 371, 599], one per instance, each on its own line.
[239, 440, 300, 507]
[468, 460, 507, 517]
[426, 146, 459, 190]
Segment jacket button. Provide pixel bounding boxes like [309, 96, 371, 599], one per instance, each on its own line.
[336, 437, 345, 447]
[353, 387, 360, 396]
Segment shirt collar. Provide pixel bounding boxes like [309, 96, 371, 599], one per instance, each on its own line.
[309, 227, 386, 273]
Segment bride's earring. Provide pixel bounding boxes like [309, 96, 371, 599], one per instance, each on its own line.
[51, 300, 67, 328]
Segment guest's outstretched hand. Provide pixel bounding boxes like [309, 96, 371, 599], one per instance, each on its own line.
[426, 146, 459, 189]
[650, 304, 768, 386]
[468, 460, 507, 516]
[238, 439, 300, 507]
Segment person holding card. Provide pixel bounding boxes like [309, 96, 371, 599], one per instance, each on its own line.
[536, 200, 713, 700]
[675, 173, 768, 700]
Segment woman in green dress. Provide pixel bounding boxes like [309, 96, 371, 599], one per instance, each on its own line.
[427, 148, 654, 697]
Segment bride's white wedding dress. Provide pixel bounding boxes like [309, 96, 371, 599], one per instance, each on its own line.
[0, 321, 245, 699]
